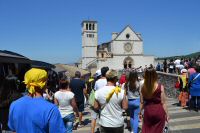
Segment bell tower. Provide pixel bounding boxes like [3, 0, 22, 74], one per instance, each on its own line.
[81, 20, 98, 69]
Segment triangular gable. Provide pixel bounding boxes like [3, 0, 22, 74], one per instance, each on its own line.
[113, 25, 142, 41]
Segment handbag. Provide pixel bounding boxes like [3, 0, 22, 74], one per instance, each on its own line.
[163, 123, 169, 133]
[175, 81, 180, 89]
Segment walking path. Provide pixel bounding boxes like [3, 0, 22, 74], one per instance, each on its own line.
[73, 98, 200, 133]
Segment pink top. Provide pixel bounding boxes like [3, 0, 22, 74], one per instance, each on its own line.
[188, 68, 196, 75]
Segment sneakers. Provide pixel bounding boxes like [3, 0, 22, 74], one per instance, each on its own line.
[78, 122, 84, 128]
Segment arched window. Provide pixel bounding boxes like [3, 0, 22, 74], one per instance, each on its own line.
[89, 24, 92, 30]
[92, 24, 95, 30]
[86, 23, 88, 30]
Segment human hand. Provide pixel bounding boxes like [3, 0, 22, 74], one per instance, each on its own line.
[139, 112, 143, 121]
[166, 115, 170, 122]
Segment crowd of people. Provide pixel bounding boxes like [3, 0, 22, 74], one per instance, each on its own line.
[156, 56, 200, 74]
[155, 56, 200, 112]
[0, 59, 200, 133]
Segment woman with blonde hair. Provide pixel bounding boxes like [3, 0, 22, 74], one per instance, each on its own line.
[140, 67, 169, 133]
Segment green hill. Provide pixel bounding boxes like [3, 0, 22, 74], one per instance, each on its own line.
[157, 51, 200, 60]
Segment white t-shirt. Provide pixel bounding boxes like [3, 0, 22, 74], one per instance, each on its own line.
[94, 78, 107, 91]
[95, 86, 125, 127]
[54, 91, 74, 117]
[174, 59, 181, 67]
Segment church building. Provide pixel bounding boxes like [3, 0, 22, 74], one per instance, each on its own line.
[81, 20, 154, 70]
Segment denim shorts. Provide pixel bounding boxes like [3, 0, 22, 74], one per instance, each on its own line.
[63, 113, 75, 123]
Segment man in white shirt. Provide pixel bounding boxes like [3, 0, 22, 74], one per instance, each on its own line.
[94, 69, 128, 133]
[91, 67, 109, 133]
[174, 58, 181, 67]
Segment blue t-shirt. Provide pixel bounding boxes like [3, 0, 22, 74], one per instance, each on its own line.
[8, 96, 66, 133]
[189, 73, 200, 96]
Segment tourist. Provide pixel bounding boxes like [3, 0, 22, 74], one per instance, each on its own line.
[122, 71, 142, 133]
[0, 75, 22, 132]
[156, 62, 161, 71]
[69, 71, 88, 127]
[187, 64, 196, 77]
[140, 68, 169, 133]
[163, 59, 168, 73]
[189, 65, 200, 110]
[119, 70, 126, 86]
[94, 69, 128, 133]
[196, 56, 200, 66]
[178, 69, 188, 107]
[8, 68, 66, 133]
[168, 59, 175, 73]
[54, 79, 79, 133]
[91, 67, 108, 133]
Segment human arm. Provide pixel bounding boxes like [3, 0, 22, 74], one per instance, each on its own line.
[83, 81, 89, 101]
[94, 90, 101, 110]
[161, 85, 169, 122]
[83, 88, 88, 101]
[70, 97, 79, 117]
[94, 99, 101, 110]
[54, 97, 59, 106]
[121, 90, 128, 110]
[139, 89, 144, 117]
[54, 92, 59, 106]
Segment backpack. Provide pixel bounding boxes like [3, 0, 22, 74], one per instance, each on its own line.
[88, 89, 95, 106]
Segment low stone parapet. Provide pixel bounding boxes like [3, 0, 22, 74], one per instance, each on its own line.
[157, 71, 179, 99]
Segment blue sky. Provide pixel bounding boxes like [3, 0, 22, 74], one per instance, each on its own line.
[0, 0, 200, 64]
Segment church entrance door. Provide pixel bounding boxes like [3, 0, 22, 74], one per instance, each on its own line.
[123, 57, 134, 69]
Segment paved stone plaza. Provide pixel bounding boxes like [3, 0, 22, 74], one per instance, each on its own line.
[73, 98, 200, 133]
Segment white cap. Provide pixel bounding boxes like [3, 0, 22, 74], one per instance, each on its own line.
[95, 69, 101, 77]
[181, 69, 187, 73]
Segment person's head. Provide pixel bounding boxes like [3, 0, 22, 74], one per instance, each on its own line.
[195, 65, 200, 73]
[181, 69, 187, 74]
[106, 69, 118, 84]
[101, 66, 109, 77]
[24, 68, 48, 95]
[95, 69, 102, 79]
[75, 71, 81, 78]
[127, 71, 139, 90]
[149, 64, 154, 68]
[59, 79, 69, 89]
[143, 67, 158, 97]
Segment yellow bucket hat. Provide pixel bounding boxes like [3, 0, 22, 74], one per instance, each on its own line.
[24, 68, 48, 94]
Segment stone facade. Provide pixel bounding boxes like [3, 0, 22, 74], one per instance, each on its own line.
[81, 20, 155, 70]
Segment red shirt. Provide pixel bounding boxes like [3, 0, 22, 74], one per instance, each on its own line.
[119, 74, 126, 85]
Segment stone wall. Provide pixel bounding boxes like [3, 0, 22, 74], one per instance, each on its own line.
[157, 71, 179, 98]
